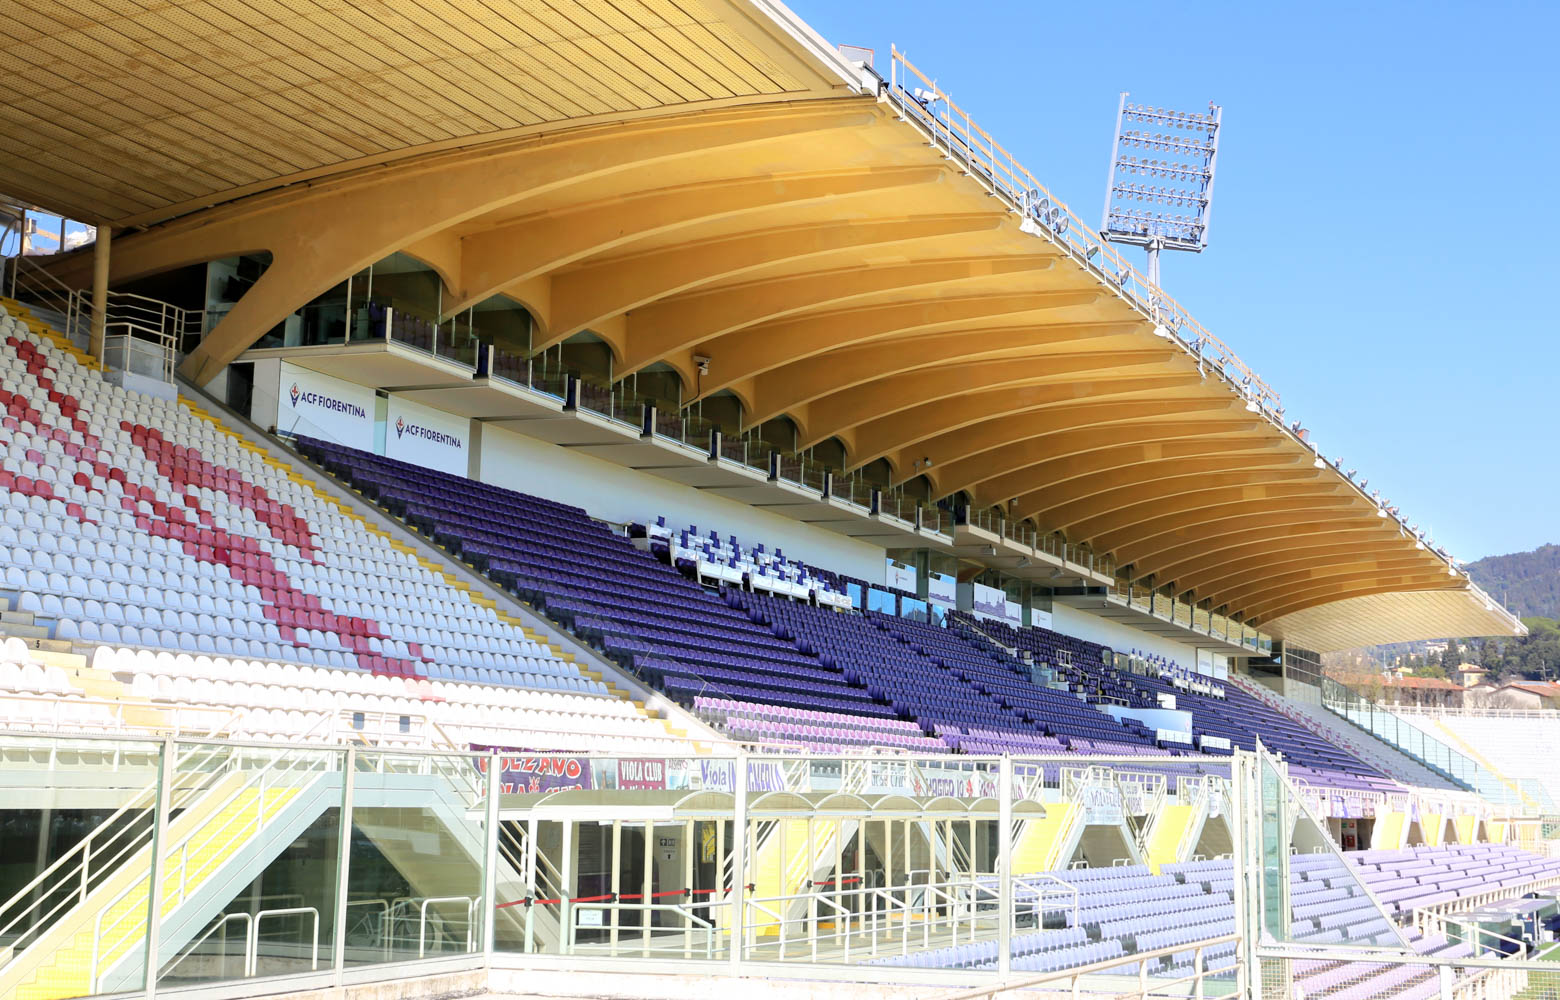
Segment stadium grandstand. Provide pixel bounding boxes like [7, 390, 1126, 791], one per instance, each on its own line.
[0, 2, 1555, 1000]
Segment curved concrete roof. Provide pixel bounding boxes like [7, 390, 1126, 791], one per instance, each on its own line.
[13, 0, 1522, 648]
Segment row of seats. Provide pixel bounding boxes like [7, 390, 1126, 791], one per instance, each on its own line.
[0, 302, 691, 752]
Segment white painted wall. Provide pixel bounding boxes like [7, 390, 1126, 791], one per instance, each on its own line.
[480, 423, 887, 583]
[1049, 604, 1201, 668]
[250, 358, 281, 431]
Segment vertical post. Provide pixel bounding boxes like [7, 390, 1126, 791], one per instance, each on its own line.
[331, 747, 356, 987]
[143, 736, 174, 999]
[90, 225, 111, 365]
[559, 818, 574, 955]
[609, 819, 622, 952]
[997, 756, 1012, 978]
[641, 819, 654, 954]
[729, 752, 748, 974]
[523, 816, 538, 954]
[482, 751, 500, 962]
[682, 817, 694, 957]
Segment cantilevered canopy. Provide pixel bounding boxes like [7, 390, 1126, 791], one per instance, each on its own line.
[16, 0, 1521, 649]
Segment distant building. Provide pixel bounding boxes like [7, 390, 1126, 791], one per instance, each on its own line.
[1466, 681, 1560, 711]
[1454, 663, 1489, 688]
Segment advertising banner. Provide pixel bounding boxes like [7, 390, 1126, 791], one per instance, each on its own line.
[277, 362, 375, 450]
[385, 395, 469, 476]
[928, 572, 957, 606]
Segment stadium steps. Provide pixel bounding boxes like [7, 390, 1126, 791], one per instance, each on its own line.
[1012, 803, 1078, 873]
[175, 377, 715, 749]
[1145, 803, 1199, 872]
[0, 763, 330, 1000]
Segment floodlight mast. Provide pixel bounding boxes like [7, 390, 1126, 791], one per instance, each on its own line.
[1100, 92, 1222, 303]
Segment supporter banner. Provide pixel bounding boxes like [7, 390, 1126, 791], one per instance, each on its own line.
[618, 757, 691, 791]
[1004, 600, 1023, 625]
[928, 572, 957, 606]
[910, 767, 999, 799]
[1077, 782, 1125, 826]
[885, 559, 917, 593]
[385, 395, 469, 476]
[278, 362, 375, 450]
[696, 759, 787, 793]
[1031, 607, 1053, 630]
[473, 750, 594, 793]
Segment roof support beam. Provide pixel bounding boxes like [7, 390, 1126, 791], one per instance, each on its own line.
[696, 291, 1103, 405]
[1032, 465, 1323, 530]
[1063, 481, 1346, 543]
[556, 216, 1015, 353]
[948, 439, 1277, 508]
[104, 103, 877, 385]
[447, 166, 945, 315]
[806, 356, 1185, 453]
[742, 321, 1145, 427]
[1249, 577, 1462, 625]
[1135, 521, 1401, 590]
[1113, 504, 1374, 568]
[1150, 533, 1420, 598]
[924, 416, 1260, 498]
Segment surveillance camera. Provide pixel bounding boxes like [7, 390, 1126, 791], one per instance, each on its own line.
[693, 354, 711, 375]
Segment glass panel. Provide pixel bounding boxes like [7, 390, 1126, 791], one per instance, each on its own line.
[0, 734, 165, 1000]
[344, 748, 484, 969]
[496, 754, 727, 963]
[158, 743, 345, 989]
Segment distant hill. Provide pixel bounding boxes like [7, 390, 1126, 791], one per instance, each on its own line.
[1465, 544, 1560, 619]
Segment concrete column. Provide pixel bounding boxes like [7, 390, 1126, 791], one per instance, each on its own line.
[90, 226, 111, 364]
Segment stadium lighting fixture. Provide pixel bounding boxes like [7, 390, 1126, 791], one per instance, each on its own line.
[1101, 93, 1222, 289]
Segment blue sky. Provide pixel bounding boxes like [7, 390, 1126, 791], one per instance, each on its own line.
[790, 0, 1556, 562]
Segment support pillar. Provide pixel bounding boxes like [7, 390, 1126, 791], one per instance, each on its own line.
[90, 226, 110, 365]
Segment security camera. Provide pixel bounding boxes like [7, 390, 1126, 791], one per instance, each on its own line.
[693, 354, 711, 375]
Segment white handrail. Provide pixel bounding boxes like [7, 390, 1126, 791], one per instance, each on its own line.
[418, 895, 476, 957]
[249, 906, 319, 976]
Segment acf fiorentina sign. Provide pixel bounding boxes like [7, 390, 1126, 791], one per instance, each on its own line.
[385, 395, 468, 476]
[278, 362, 375, 450]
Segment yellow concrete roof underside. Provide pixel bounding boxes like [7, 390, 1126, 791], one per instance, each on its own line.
[0, 0, 860, 226]
[21, 0, 1520, 650]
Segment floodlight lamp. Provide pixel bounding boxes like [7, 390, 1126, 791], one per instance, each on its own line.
[1244, 397, 1259, 412]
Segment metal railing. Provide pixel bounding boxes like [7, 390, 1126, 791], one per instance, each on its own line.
[0, 740, 230, 968]
[1320, 676, 1538, 810]
[67, 288, 201, 383]
[888, 48, 1276, 414]
[884, 47, 1510, 600]
[87, 744, 334, 991]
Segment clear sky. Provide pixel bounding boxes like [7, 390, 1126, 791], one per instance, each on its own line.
[789, 0, 1556, 563]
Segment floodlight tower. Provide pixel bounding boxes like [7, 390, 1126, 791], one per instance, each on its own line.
[1100, 93, 1222, 293]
